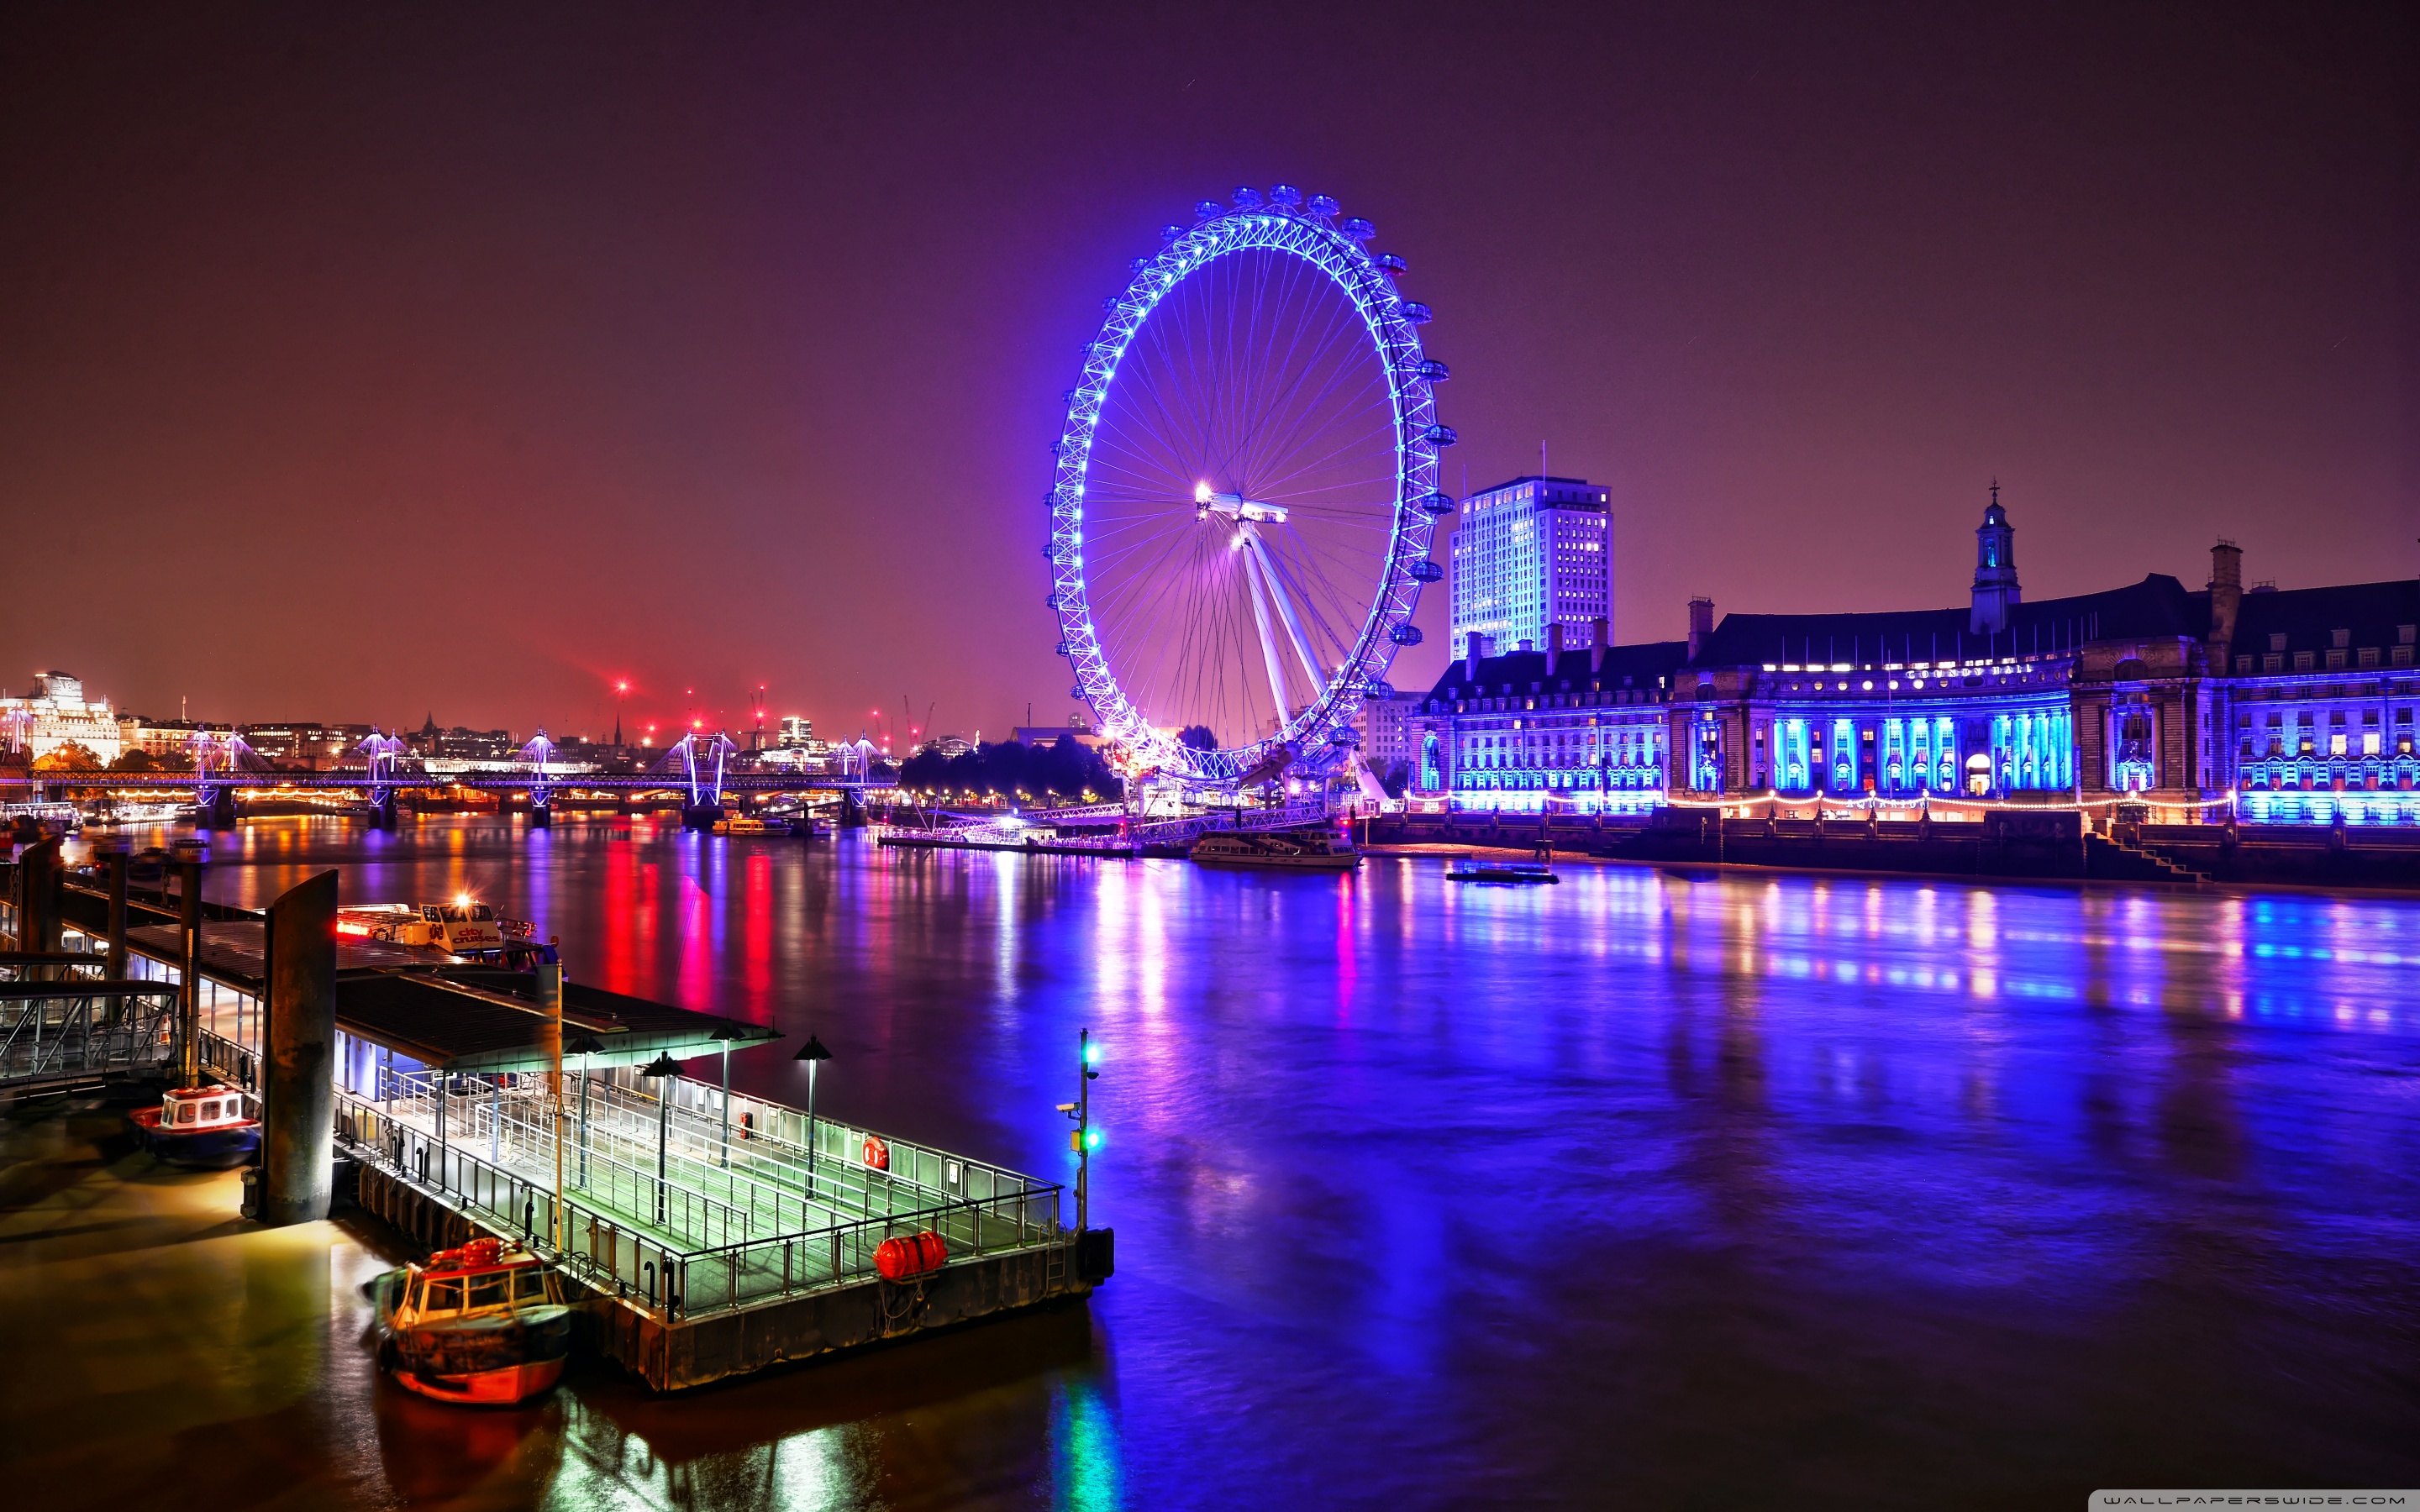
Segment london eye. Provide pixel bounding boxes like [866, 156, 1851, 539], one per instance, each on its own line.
[1045, 184, 1452, 787]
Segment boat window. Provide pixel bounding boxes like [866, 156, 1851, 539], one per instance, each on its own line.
[513, 1269, 551, 1302]
[176, 1102, 197, 1125]
[402, 1277, 423, 1312]
[200, 1100, 219, 1121]
[422, 906, 442, 922]
[471, 905, 495, 921]
[466, 1273, 510, 1309]
[422, 1278, 462, 1313]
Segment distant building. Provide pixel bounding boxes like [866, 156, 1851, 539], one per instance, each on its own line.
[778, 715, 814, 748]
[1449, 475, 1613, 659]
[119, 717, 212, 760]
[408, 715, 517, 762]
[239, 722, 372, 770]
[1411, 494, 2420, 824]
[1010, 724, 1107, 751]
[2, 670, 124, 764]
[1355, 690, 1425, 774]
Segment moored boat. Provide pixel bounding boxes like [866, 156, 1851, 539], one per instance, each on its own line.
[129, 1084, 262, 1168]
[1446, 843, 1560, 885]
[366, 1236, 573, 1405]
[1190, 825, 1360, 871]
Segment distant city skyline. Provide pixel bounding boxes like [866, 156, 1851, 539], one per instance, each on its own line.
[3, 4, 2408, 735]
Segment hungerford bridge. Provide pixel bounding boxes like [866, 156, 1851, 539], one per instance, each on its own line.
[17, 730, 893, 830]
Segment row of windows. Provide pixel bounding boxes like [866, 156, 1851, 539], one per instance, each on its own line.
[2236, 646, 2415, 673]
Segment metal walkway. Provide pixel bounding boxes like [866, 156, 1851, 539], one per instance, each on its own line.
[331, 1065, 1066, 1324]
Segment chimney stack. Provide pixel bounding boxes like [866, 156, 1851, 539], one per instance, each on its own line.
[2207, 538, 2244, 664]
[1687, 597, 1714, 660]
[1546, 623, 1565, 661]
[1590, 616, 1608, 675]
[1464, 631, 1484, 683]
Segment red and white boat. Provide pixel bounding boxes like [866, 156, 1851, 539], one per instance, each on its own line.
[365, 1236, 574, 1405]
[128, 1084, 261, 1168]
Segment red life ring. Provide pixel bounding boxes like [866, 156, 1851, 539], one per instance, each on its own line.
[862, 1135, 889, 1170]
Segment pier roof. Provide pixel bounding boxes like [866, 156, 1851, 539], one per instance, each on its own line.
[114, 917, 776, 1073]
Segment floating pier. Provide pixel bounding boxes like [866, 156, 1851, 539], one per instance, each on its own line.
[3, 850, 1113, 1391]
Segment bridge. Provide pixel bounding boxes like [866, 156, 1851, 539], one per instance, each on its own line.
[17, 729, 894, 831]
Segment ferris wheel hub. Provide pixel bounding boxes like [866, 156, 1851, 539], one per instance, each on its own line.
[1194, 489, 1288, 525]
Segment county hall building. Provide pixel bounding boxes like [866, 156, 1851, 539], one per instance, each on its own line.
[1409, 491, 2420, 826]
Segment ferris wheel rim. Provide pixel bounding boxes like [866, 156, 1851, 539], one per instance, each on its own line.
[1045, 196, 1442, 785]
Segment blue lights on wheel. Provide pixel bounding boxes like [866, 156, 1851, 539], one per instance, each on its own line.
[1043, 186, 1447, 786]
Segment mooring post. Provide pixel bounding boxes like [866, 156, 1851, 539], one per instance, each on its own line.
[176, 857, 203, 1085]
[17, 836, 61, 957]
[260, 869, 338, 1226]
[104, 848, 128, 981]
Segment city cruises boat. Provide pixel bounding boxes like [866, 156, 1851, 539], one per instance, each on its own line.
[129, 1085, 261, 1168]
[713, 814, 771, 836]
[1190, 826, 1360, 871]
[337, 899, 506, 956]
[366, 1236, 574, 1405]
[1446, 845, 1560, 885]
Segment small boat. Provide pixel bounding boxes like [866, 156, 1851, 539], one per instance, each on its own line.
[366, 1236, 574, 1405]
[713, 815, 771, 836]
[129, 1084, 262, 1168]
[337, 898, 506, 957]
[1191, 825, 1360, 871]
[1446, 845, 1560, 885]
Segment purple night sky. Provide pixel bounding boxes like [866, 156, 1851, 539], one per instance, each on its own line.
[2, 3, 2410, 743]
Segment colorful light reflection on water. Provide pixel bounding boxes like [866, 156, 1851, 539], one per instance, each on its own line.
[189, 818, 2420, 1507]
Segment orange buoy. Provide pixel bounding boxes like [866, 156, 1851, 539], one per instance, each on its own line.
[874, 1229, 948, 1281]
[862, 1135, 889, 1170]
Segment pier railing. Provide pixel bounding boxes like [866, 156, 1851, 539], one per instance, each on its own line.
[331, 1081, 1065, 1321]
[0, 980, 178, 1091]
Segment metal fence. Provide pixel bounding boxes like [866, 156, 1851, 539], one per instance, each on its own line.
[0, 982, 178, 1089]
[333, 1081, 1066, 1321]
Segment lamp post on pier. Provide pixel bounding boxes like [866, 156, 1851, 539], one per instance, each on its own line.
[793, 1033, 832, 1189]
[566, 1032, 603, 1189]
[710, 1025, 742, 1168]
[638, 1051, 681, 1228]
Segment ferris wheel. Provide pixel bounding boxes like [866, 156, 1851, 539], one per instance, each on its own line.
[1045, 184, 1454, 786]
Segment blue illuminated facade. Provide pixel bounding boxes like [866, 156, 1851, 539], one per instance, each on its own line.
[1410, 501, 2420, 823]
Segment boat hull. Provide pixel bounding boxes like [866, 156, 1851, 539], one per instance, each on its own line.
[392, 1356, 566, 1407]
[127, 1107, 262, 1168]
[1192, 853, 1360, 871]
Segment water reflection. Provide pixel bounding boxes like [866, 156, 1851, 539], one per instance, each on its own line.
[133, 818, 2420, 1505]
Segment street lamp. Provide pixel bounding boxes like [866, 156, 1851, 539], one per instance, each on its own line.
[709, 1024, 743, 1168]
[637, 1050, 682, 1227]
[793, 1032, 832, 1189]
[566, 1032, 604, 1188]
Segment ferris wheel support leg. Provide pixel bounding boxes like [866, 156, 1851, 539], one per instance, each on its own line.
[1241, 551, 1293, 718]
[1242, 529, 1328, 697]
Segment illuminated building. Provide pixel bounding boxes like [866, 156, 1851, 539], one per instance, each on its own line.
[1412, 495, 2420, 823]
[1355, 690, 1424, 776]
[778, 715, 814, 748]
[239, 722, 372, 770]
[1449, 475, 1612, 659]
[1407, 620, 1685, 813]
[2, 670, 125, 764]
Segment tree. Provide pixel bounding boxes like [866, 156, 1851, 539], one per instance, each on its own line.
[33, 742, 102, 773]
[108, 748, 162, 774]
[1176, 724, 1218, 751]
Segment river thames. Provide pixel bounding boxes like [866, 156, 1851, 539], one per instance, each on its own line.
[13, 816, 2420, 1509]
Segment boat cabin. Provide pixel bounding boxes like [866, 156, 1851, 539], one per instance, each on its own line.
[395, 1241, 562, 1327]
[158, 1085, 254, 1131]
